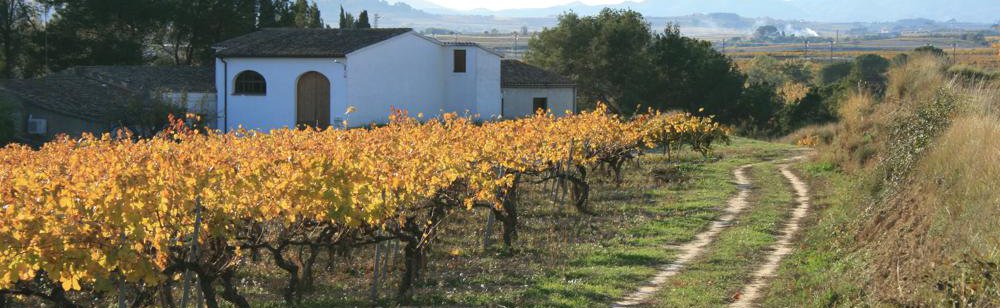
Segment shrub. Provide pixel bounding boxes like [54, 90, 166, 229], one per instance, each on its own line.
[948, 64, 999, 81]
[846, 54, 891, 94]
[0, 98, 18, 146]
[816, 61, 853, 85]
[913, 45, 947, 58]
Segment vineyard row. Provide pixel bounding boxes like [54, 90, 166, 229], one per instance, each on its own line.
[0, 106, 729, 307]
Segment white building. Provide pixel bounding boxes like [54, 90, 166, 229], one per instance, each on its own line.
[501, 60, 577, 117]
[212, 28, 574, 131]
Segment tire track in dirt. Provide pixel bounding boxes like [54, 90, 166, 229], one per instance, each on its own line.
[612, 163, 756, 307]
[730, 157, 811, 308]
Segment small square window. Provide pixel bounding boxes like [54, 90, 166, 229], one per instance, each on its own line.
[453, 49, 467, 73]
[533, 97, 548, 113]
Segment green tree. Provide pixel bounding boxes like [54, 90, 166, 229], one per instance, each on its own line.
[526, 9, 653, 114]
[0, 0, 39, 78]
[816, 61, 853, 85]
[648, 24, 744, 120]
[40, 0, 164, 70]
[778, 60, 814, 84]
[339, 5, 354, 29]
[734, 82, 782, 134]
[744, 55, 785, 86]
[355, 10, 371, 29]
[339, 5, 345, 28]
[259, 0, 294, 28]
[308, 2, 323, 28]
[292, 0, 314, 28]
[154, 0, 258, 65]
[775, 83, 842, 132]
[846, 54, 891, 94]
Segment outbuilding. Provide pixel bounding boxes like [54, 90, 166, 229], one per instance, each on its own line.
[501, 60, 576, 118]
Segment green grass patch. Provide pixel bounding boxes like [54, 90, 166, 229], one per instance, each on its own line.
[647, 162, 796, 307]
[756, 161, 871, 307]
[239, 138, 799, 307]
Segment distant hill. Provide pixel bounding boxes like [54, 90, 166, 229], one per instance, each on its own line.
[315, 0, 997, 34]
[424, 0, 999, 23]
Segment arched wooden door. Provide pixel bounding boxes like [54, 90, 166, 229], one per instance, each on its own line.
[296, 71, 331, 128]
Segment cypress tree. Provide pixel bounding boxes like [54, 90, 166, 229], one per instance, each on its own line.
[308, 2, 323, 28]
[292, 0, 308, 27]
[339, 5, 347, 29]
[354, 10, 372, 29]
[258, 0, 276, 28]
[355, 10, 371, 29]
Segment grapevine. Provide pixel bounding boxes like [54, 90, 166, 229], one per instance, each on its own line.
[0, 106, 729, 306]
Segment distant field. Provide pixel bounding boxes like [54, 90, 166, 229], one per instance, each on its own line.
[727, 48, 1000, 69]
[446, 34, 999, 69]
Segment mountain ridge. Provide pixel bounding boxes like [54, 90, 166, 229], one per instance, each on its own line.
[395, 0, 999, 23]
[317, 0, 998, 33]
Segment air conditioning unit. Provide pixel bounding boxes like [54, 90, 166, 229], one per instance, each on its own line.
[27, 116, 47, 135]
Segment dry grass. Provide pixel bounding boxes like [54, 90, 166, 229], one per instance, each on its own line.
[829, 55, 999, 306]
[826, 92, 880, 173]
[778, 123, 836, 148]
[860, 112, 1000, 306]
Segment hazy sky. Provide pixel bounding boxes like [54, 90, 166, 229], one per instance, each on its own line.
[423, 0, 637, 11]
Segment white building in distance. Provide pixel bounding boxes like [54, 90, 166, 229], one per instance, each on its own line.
[212, 28, 575, 131]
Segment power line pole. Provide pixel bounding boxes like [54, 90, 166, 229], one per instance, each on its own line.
[513, 32, 519, 59]
[373, 13, 380, 28]
[803, 39, 809, 60]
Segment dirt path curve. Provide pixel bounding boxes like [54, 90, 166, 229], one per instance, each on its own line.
[730, 157, 811, 308]
[612, 163, 756, 307]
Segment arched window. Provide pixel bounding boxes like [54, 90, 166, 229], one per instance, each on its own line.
[234, 70, 266, 95]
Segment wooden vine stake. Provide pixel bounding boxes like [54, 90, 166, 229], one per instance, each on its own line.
[118, 232, 127, 308]
[371, 235, 382, 303]
[180, 197, 203, 308]
[483, 167, 503, 250]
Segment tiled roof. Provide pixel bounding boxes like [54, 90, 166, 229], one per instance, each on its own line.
[442, 42, 480, 46]
[68, 66, 215, 92]
[214, 28, 413, 58]
[0, 71, 137, 121]
[0, 66, 214, 121]
[501, 60, 575, 88]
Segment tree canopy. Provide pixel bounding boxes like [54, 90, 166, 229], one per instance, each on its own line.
[0, 0, 41, 78]
[339, 7, 371, 29]
[1, 0, 326, 73]
[526, 9, 743, 117]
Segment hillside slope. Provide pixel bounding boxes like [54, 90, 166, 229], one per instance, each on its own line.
[762, 55, 1000, 306]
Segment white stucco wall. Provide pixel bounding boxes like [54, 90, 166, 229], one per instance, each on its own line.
[442, 45, 502, 120]
[346, 33, 446, 125]
[214, 31, 503, 131]
[474, 51, 502, 119]
[443, 46, 477, 116]
[215, 58, 346, 131]
[501, 87, 576, 118]
[163, 92, 216, 122]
